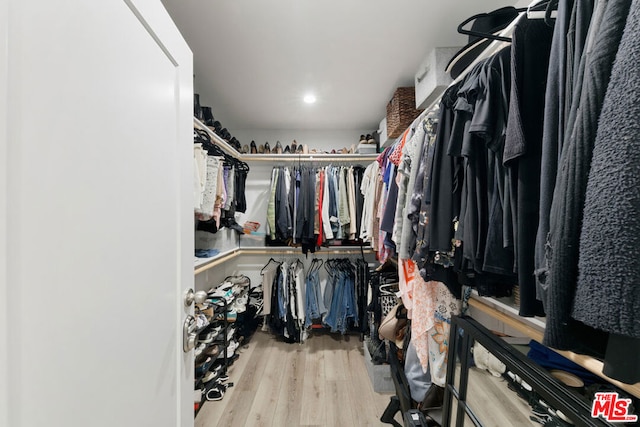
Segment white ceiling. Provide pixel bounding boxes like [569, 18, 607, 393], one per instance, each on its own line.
[161, 0, 513, 131]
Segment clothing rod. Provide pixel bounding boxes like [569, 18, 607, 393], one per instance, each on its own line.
[242, 154, 378, 163]
[195, 247, 374, 275]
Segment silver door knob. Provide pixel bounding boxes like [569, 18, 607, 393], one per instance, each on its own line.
[184, 288, 208, 307]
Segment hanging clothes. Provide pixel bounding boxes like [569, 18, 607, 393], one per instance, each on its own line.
[261, 257, 368, 341]
[266, 165, 367, 253]
[544, 0, 632, 352]
[573, 0, 640, 374]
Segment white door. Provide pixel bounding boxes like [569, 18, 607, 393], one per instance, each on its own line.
[1, 1, 194, 426]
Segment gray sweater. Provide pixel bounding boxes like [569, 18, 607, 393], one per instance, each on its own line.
[573, 0, 640, 339]
[543, 0, 632, 349]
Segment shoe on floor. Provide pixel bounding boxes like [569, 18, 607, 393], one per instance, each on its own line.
[205, 387, 224, 401]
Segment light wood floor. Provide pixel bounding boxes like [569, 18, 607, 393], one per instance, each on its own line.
[195, 329, 398, 427]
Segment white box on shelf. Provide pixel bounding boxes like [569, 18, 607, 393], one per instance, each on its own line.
[378, 117, 394, 148]
[356, 143, 377, 154]
[414, 46, 459, 110]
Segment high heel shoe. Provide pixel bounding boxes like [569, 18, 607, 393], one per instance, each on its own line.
[258, 143, 265, 154]
[264, 142, 271, 154]
[296, 144, 304, 154]
[284, 144, 291, 154]
[291, 140, 298, 153]
[242, 144, 249, 154]
[274, 141, 283, 154]
[202, 106, 214, 126]
[250, 141, 258, 154]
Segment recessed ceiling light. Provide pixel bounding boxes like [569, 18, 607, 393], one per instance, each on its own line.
[303, 94, 316, 104]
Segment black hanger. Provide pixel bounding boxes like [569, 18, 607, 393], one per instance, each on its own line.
[260, 258, 281, 274]
[457, 6, 527, 43]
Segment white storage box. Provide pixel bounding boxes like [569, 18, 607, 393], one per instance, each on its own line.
[357, 143, 377, 154]
[378, 117, 393, 148]
[414, 47, 460, 109]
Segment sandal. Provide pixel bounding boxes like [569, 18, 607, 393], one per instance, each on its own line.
[205, 387, 224, 401]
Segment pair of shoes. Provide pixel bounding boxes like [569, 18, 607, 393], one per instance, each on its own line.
[194, 343, 207, 358]
[195, 356, 216, 377]
[217, 340, 240, 359]
[291, 140, 298, 152]
[274, 141, 283, 154]
[250, 141, 257, 154]
[204, 344, 221, 357]
[365, 134, 375, 144]
[216, 309, 237, 322]
[205, 386, 224, 401]
[264, 142, 271, 154]
[258, 143, 265, 154]
[231, 295, 248, 313]
[201, 106, 214, 126]
[205, 381, 233, 401]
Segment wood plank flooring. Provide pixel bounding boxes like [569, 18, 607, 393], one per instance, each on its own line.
[195, 330, 396, 427]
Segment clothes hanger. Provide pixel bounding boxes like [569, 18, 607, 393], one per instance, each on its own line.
[456, 7, 526, 43]
[260, 258, 281, 274]
[527, 0, 558, 24]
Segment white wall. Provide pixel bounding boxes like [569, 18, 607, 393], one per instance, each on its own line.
[0, 0, 8, 424]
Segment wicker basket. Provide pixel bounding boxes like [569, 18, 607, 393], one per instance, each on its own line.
[386, 87, 424, 138]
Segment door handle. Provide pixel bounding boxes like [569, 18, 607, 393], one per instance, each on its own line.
[183, 315, 198, 352]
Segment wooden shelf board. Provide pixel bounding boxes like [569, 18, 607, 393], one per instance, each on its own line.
[469, 296, 640, 398]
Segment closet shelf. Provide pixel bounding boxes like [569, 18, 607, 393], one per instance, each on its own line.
[193, 119, 378, 163]
[195, 246, 374, 275]
[194, 117, 242, 159]
[239, 245, 374, 255]
[469, 294, 640, 399]
[241, 153, 378, 163]
[194, 248, 240, 275]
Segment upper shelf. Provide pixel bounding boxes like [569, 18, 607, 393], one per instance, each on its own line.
[194, 118, 378, 163]
[241, 153, 378, 163]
